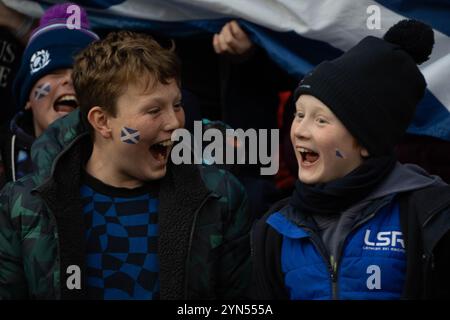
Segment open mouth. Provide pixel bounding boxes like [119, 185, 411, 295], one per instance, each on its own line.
[149, 139, 173, 162]
[298, 147, 320, 166]
[53, 94, 78, 113]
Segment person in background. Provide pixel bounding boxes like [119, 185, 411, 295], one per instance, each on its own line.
[0, 2, 98, 188]
[211, 20, 295, 219]
[0, 1, 38, 173]
[395, 133, 450, 183]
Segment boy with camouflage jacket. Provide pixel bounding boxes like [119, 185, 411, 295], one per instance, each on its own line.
[0, 31, 252, 300]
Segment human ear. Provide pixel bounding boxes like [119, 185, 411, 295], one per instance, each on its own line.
[24, 101, 31, 110]
[360, 148, 369, 158]
[87, 106, 112, 139]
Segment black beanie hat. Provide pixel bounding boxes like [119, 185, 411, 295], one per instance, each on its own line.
[294, 19, 434, 156]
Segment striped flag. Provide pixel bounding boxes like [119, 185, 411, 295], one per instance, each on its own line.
[11, 0, 450, 141]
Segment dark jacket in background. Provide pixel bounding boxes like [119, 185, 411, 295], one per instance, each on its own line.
[0, 28, 23, 126]
[396, 134, 450, 184]
[0, 111, 34, 189]
[0, 28, 25, 189]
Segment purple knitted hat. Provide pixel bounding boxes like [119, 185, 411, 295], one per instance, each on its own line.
[13, 2, 99, 110]
[37, 2, 90, 31]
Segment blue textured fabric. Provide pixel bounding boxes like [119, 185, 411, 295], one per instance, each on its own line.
[267, 199, 406, 300]
[80, 183, 160, 300]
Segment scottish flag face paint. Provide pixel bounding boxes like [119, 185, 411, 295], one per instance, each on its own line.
[103, 79, 183, 183]
[34, 83, 51, 100]
[335, 149, 345, 158]
[121, 127, 140, 144]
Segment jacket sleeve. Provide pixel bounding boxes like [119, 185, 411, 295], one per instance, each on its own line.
[215, 171, 253, 299]
[0, 182, 28, 299]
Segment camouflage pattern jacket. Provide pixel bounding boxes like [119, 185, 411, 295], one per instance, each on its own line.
[0, 110, 252, 300]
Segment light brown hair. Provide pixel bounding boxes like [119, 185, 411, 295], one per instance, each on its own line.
[72, 30, 181, 130]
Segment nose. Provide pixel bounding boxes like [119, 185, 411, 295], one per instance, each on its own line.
[291, 118, 312, 140]
[163, 107, 184, 132]
[61, 69, 73, 88]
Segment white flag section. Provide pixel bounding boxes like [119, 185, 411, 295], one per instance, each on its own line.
[8, 0, 450, 140]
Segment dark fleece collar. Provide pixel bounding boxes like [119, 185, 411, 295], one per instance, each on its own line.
[158, 161, 211, 299]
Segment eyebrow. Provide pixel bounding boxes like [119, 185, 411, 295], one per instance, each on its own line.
[140, 95, 182, 108]
[296, 104, 335, 121]
[296, 102, 327, 112]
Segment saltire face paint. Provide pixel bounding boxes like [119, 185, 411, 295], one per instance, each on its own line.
[120, 127, 140, 144]
[34, 83, 51, 100]
[335, 149, 345, 158]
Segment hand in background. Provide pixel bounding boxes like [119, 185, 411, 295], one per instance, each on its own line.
[213, 20, 254, 56]
[0, 1, 36, 44]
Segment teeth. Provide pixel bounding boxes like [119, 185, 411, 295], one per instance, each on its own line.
[56, 95, 78, 103]
[299, 147, 314, 153]
[157, 140, 173, 147]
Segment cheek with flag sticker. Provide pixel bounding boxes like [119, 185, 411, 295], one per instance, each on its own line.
[34, 83, 51, 100]
[335, 149, 345, 159]
[120, 127, 140, 144]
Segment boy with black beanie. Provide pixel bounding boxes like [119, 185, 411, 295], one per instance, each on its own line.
[251, 19, 450, 299]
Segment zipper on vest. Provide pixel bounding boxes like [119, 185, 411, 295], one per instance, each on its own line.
[332, 209, 377, 279]
[330, 255, 338, 300]
[327, 199, 392, 300]
[303, 228, 338, 299]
